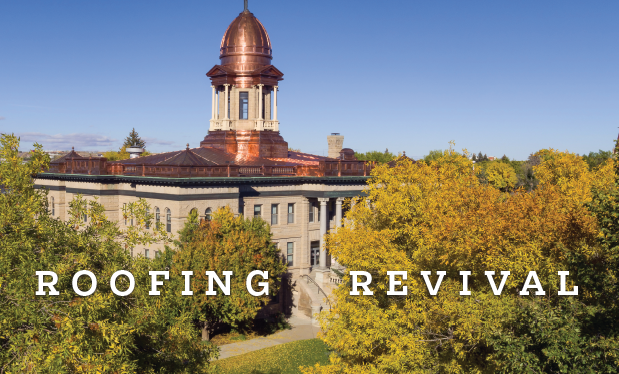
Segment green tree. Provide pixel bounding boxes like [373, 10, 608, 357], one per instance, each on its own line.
[422, 149, 445, 163]
[0, 134, 216, 372]
[582, 149, 612, 170]
[124, 128, 146, 148]
[169, 207, 287, 340]
[354, 149, 396, 164]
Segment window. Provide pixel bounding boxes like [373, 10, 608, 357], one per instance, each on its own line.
[166, 208, 171, 233]
[155, 250, 161, 258]
[309, 201, 314, 222]
[254, 205, 262, 217]
[288, 203, 295, 223]
[271, 204, 278, 225]
[83, 213, 88, 223]
[239, 92, 249, 119]
[205, 208, 212, 221]
[287, 242, 294, 266]
[51, 197, 55, 216]
[155, 207, 161, 229]
[145, 249, 150, 259]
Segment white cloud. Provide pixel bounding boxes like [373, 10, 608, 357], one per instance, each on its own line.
[17, 132, 117, 150]
[143, 136, 176, 147]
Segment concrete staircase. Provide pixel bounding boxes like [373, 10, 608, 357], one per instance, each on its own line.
[296, 270, 333, 322]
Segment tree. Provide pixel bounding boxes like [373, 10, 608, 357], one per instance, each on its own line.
[501, 154, 509, 162]
[582, 149, 612, 170]
[472, 153, 477, 162]
[303, 146, 619, 373]
[354, 149, 396, 164]
[422, 149, 445, 163]
[169, 207, 287, 340]
[104, 145, 131, 161]
[0, 134, 216, 372]
[123, 128, 146, 148]
[484, 161, 518, 191]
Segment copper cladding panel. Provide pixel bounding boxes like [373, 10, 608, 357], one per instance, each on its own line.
[220, 10, 272, 74]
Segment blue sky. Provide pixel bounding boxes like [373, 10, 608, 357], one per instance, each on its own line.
[1, 0, 617, 160]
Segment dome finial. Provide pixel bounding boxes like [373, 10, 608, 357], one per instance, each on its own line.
[244, 0, 248, 12]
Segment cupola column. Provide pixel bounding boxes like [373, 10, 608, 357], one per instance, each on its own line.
[257, 84, 264, 119]
[224, 84, 230, 119]
[211, 86, 216, 120]
[273, 86, 278, 121]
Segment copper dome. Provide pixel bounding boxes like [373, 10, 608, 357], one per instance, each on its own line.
[220, 10, 272, 73]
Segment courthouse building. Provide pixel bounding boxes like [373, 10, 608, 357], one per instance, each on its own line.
[36, 2, 373, 315]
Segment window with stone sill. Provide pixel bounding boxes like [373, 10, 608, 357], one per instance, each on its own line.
[309, 201, 315, 222]
[287, 242, 294, 266]
[288, 203, 295, 224]
[254, 205, 262, 217]
[271, 204, 278, 225]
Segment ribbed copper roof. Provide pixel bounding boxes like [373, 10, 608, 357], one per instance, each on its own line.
[219, 10, 272, 73]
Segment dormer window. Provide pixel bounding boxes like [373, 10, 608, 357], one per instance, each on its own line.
[239, 92, 249, 119]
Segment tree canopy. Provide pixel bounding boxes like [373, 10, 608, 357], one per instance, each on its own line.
[0, 134, 216, 372]
[354, 149, 397, 164]
[304, 146, 619, 373]
[123, 128, 146, 149]
[166, 207, 287, 341]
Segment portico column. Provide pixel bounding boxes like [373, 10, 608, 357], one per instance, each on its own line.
[257, 84, 264, 119]
[224, 84, 230, 119]
[273, 86, 278, 121]
[318, 198, 329, 269]
[211, 86, 216, 120]
[335, 197, 344, 228]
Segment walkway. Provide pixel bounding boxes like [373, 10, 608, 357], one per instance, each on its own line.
[216, 315, 322, 360]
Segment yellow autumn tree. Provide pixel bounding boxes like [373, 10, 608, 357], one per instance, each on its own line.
[484, 161, 517, 191]
[303, 148, 619, 373]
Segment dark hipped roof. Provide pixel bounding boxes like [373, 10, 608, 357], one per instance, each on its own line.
[112, 147, 330, 167]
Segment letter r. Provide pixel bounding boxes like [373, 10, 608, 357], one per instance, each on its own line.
[36, 271, 60, 296]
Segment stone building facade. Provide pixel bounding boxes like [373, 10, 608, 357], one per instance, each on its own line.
[36, 3, 372, 317]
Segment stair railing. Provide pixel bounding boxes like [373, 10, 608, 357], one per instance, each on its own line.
[301, 275, 332, 312]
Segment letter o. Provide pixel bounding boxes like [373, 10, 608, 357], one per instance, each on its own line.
[110, 270, 135, 297]
[72, 270, 97, 297]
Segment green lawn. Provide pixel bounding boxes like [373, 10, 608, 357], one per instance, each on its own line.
[212, 339, 331, 374]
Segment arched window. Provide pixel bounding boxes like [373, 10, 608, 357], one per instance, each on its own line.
[50, 197, 55, 216]
[205, 208, 212, 221]
[166, 208, 171, 233]
[155, 207, 160, 229]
